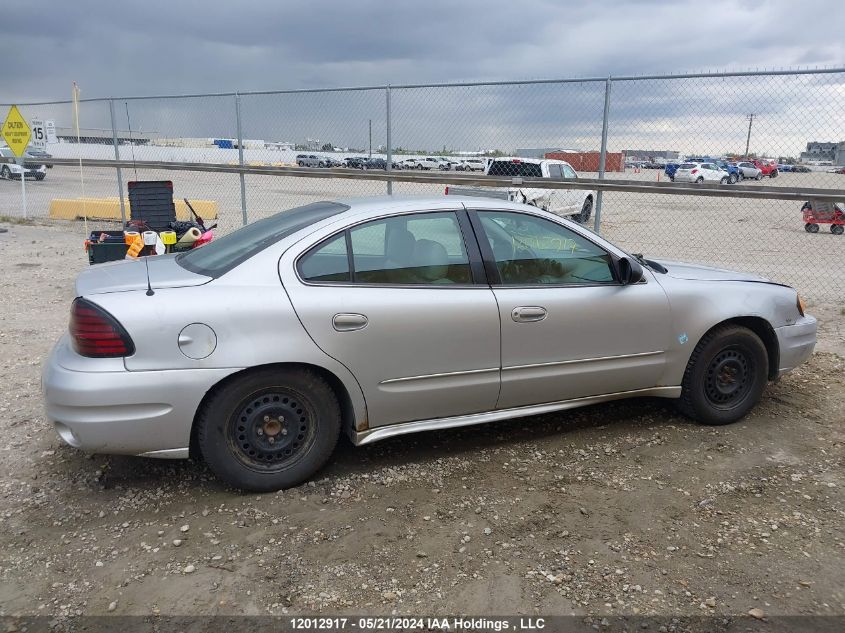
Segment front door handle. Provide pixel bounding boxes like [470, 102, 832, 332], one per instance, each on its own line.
[333, 313, 369, 332]
[511, 306, 547, 323]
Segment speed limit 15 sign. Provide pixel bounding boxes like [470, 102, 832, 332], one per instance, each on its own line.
[30, 118, 46, 149]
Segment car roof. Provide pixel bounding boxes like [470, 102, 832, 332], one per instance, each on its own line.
[490, 156, 572, 166]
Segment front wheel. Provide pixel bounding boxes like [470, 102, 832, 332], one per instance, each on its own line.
[807, 223, 820, 233]
[832, 224, 844, 235]
[696, 177, 704, 184]
[755, 172, 763, 181]
[677, 325, 768, 425]
[0, 166, 10, 180]
[770, 170, 778, 178]
[728, 173, 738, 184]
[720, 176, 729, 184]
[197, 368, 341, 492]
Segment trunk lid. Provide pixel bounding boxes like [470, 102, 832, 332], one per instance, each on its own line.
[75, 255, 211, 296]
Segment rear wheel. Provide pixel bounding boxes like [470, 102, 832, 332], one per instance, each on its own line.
[720, 176, 729, 184]
[197, 368, 341, 491]
[578, 197, 593, 223]
[677, 325, 768, 425]
[832, 224, 844, 235]
[755, 172, 763, 181]
[728, 173, 738, 184]
[0, 166, 10, 179]
[770, 170, 778, 178]
[696, 177, 704, 184]
[807, 223, 820, 233]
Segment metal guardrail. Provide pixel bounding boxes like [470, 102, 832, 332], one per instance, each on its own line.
[4, 156, 843, 203]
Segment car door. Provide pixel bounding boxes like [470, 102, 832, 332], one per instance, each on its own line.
[544, 163, 571, 215]
[280, 209, 501, 428]
[469, 208, 672, 410]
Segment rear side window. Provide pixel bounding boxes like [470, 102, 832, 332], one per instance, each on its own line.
[298, 212, 473, 285]
[547, 164, 563, 179]
[177, 201, 348, 278]
[487, 160, 543, 178]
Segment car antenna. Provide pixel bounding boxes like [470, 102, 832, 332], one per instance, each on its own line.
[144, 255, 154, 296]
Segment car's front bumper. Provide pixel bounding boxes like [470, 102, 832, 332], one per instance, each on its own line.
[775, 315, 817, 376]
[42, 335, 239, 458]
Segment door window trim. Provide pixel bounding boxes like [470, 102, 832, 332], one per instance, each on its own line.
[466, 208, 630, 288]
[294, 208, 489, 289]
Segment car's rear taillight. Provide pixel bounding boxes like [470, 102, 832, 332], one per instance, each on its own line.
[444, 186, 449, 195]
[691, 169, 698, 174]
[69, 298, 135, 358]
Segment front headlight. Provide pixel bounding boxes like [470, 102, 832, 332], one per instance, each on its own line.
[797, 294, 806, 317]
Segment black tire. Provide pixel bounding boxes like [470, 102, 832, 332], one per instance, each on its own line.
[677, 325, 768, 425]
[35, 174, 45, 181]
[831, 224, 844, 235]
[197, 368, 341, 492]
[669, 176, 674, 182]
[578, 197, 593, 223]
[696, 176, 704, 184]
[807, 223, 819, 233]
[0, 166, 9, 180]
[728, 173, 738, 184]
[720, 176, 729, 184]
[770, 170, 778, 178]
[755, 172, 763, 181]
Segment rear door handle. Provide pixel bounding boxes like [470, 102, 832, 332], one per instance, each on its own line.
[511, 306, 547, 323]
[333, 313, 369, 332]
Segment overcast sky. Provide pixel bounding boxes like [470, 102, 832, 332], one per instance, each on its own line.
[1, 0, 843, 155]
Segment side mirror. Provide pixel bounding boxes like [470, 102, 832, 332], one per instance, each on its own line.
[617, 257, 644, 285]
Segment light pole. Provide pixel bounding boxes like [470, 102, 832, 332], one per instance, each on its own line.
[744, 113, 755, 158]
[368, 119, 372, 159]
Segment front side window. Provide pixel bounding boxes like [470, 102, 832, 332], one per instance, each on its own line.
[561, 164, 577, 179]
[547, 164, 563, 179]
[476, 211, 616, 285]
[299, 212, 473, 285]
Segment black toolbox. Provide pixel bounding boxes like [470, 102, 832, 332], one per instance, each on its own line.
[86, 230, 128, 264]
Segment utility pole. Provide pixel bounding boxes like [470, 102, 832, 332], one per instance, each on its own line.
[368, 119, 372, 159]
[744, 113, 755, 158]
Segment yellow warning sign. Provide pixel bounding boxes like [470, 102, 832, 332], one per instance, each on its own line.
[1, 106, 32, 157]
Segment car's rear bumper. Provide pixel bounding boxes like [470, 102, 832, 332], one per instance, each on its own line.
[42, 336, 239, 457]
[775, 315, 817, 376]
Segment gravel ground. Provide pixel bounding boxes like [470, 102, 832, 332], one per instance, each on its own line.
[0, 221, 843, 626]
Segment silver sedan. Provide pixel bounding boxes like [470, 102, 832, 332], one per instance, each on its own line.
[43, 197, 817, 491]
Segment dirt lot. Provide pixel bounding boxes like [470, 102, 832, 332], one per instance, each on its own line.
[0, 221, 843, 626]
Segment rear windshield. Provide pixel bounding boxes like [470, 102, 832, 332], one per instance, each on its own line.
[487, 160, 543, 178]
[679, 163, 696, 169]
[177, 201, 348, 278]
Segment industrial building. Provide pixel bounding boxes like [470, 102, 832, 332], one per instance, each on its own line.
[799, 141, 845, 165]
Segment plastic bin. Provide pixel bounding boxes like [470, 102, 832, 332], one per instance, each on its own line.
[86, 230, 128, 264]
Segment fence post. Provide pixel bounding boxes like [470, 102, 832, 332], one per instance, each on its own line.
[235, 92, 248, 225]
[593, 77, 612, 233]
[386, 85, 392, 195]
[108, 99, 127, 223]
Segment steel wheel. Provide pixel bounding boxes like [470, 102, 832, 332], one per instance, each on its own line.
[228, 389, 316, 471]
[198, 368, 341, 491]
[704, 348, 753, 409]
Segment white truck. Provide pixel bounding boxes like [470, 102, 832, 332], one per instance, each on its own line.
[446, 157, 596, 223]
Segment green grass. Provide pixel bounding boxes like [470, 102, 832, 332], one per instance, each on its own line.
[0, 215, 35, 225]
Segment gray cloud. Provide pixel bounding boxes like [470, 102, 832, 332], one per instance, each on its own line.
[0, 0, 843, 156]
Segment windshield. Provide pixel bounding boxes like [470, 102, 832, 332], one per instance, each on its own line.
[177, 201, 349, 278]
[487, 160, 543, 178]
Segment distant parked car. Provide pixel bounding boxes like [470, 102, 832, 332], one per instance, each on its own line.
[777, 164, 793, 173]
[0, 147, 47, 180]
[364, 158, 388, 170]
[792, 165, 812, 173]
[751, 159, 779, 178]
[296, 154, 321, 167]
[673, 162, 730, 184]
[319, 156, 342, 168]
[396, 158, 418, 170]
[413, 157, 442, 170]
[735, 161, 764, 180]
[456, 158, 486, 172]
[343, 156, 367, 169]
[26, 147, 53, 168]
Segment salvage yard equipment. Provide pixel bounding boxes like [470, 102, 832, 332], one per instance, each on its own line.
[802, 200, 845, 235]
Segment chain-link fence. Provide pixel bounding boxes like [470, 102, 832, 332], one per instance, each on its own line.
[2, 68, 843, 301]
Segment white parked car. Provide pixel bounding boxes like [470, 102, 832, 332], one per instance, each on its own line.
[673, 162, 730, 184]
[0, 147, 47, 181]
[413, 157, 442, 170]
[456, 158, 487, 172]
[396, 158, 419, 170]
[447, 157, 596, 223]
